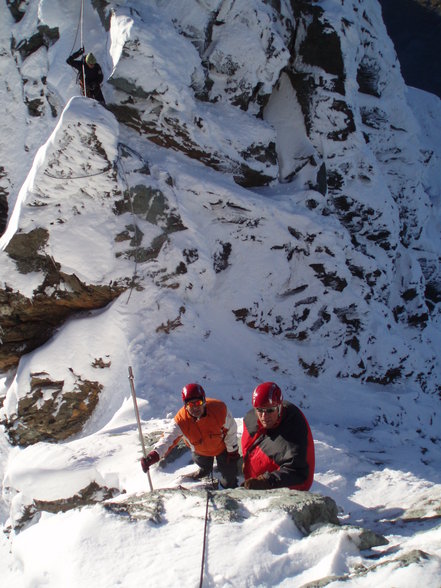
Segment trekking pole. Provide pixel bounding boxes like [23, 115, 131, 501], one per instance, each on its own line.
[128, 366, 153, 491]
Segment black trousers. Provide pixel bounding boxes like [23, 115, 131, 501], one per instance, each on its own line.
[193, 450, 238, 488]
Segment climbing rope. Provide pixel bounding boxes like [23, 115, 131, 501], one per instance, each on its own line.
[44, 163, 112, 179]
[79, 0, 87, 96]
[68, 2, 82, 56]
[68, 0, 87, 97]
[199, 490, 211, 588]
[40, 140, 147, 304]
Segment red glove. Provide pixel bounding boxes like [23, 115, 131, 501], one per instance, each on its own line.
[226, 449, 240, 463]
[243, 476, 272, 490]
[141, 450, 159, 472]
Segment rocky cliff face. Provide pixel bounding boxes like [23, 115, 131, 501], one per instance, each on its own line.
[0, 0, 440, 445]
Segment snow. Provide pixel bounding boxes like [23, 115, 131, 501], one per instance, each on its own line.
[1, 0, 441, 587]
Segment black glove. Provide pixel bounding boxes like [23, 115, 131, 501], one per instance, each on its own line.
[226, 449, 240, 463]
[72, 47, 84, 59]
[243, 476, 272, 490]
[140, 450, 159, 472]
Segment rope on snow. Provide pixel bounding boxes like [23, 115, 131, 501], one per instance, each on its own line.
[42, 140, 150, 304]
[199, 489, 211, 588]
[43, 163, 113, 179]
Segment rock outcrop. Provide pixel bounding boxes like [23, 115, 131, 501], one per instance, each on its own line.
[105, 487, 341, 533]
[9, 481, 121, 533]
[0, 266, 123, 373]
[1, 370, 103, 445]
[106, 3, 281, 187]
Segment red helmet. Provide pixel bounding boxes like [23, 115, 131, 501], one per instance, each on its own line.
[181, 383, 206, 403]
[252, 382, 283, 408]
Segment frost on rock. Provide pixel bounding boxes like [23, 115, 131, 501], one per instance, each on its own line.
[8, 482, 120, 533]
[107, 4, 278, 187]
[105, 487, 340, 533]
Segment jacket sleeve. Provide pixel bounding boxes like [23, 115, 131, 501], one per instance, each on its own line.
[96, 64, 103, 85]
[267, 448, 309, 488]
[66, 59, 82, 73]
[153, 420, 183, 459]
[223, 408, 238, 452]
[266, 413, 310, 488]
[66, 48, 83, 67]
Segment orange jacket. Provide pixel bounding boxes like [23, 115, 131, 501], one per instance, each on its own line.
[154, 398, 237, 458]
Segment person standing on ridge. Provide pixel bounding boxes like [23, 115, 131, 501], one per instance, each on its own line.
[66, 47, 105, 105]
[241, 382, 315, 490]
[140, 383, 240, 488]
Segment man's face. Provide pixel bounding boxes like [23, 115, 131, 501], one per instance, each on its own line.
[255, 405, 280, 429]
[185, 398, 205, 418]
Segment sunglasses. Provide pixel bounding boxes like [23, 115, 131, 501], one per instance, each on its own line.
[186, 399, 205, 407]
[255, 406, 279, 414]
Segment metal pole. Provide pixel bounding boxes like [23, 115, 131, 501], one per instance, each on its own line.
[128, 366, 153, 491]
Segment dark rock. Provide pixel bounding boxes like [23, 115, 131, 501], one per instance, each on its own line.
[183, 248, 199, 264]
[360, 106, 388, 129]
[309, 264, 348, 292]
[0, 277, 124, 372]
[155, 306, 186, 334]
[13, 25, 59, 61]
[298, 357, 326, 377]
[326, 100, 356, 141]
[91, 0, 112, 31]
[299, 6, 344, 80]
[357, 57, 381, 97]
[233, 308, 249, 322]
[115, 184, 186, 234]
[213, 241, 232, 273]
[26, 97, 44, 117]
[107, 104, 277, 188]
[6, 0, 26, 22]
[5, 227, 51, 273]
[2, 371, 103, 445]
[366, 366, 403, 385]
[12, 481, 120, 532]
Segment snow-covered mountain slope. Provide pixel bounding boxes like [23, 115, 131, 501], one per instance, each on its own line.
[0, 1, 440, 586]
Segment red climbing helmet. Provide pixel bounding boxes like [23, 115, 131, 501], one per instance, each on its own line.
[252, 382, 283, 408]
[181, 383, 206, 404]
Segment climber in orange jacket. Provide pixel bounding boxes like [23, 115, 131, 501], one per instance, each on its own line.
[140, 383, 239, 488]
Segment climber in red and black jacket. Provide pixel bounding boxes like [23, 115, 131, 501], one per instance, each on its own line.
[241, 382, 315, 490]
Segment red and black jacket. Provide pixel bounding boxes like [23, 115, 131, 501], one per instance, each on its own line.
[241, 401, 315, 490]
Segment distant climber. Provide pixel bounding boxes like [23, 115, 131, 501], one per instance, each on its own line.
[140, 383, 239, 488]
[66, 47, 105, 105]
[241, 382, 315, 490]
